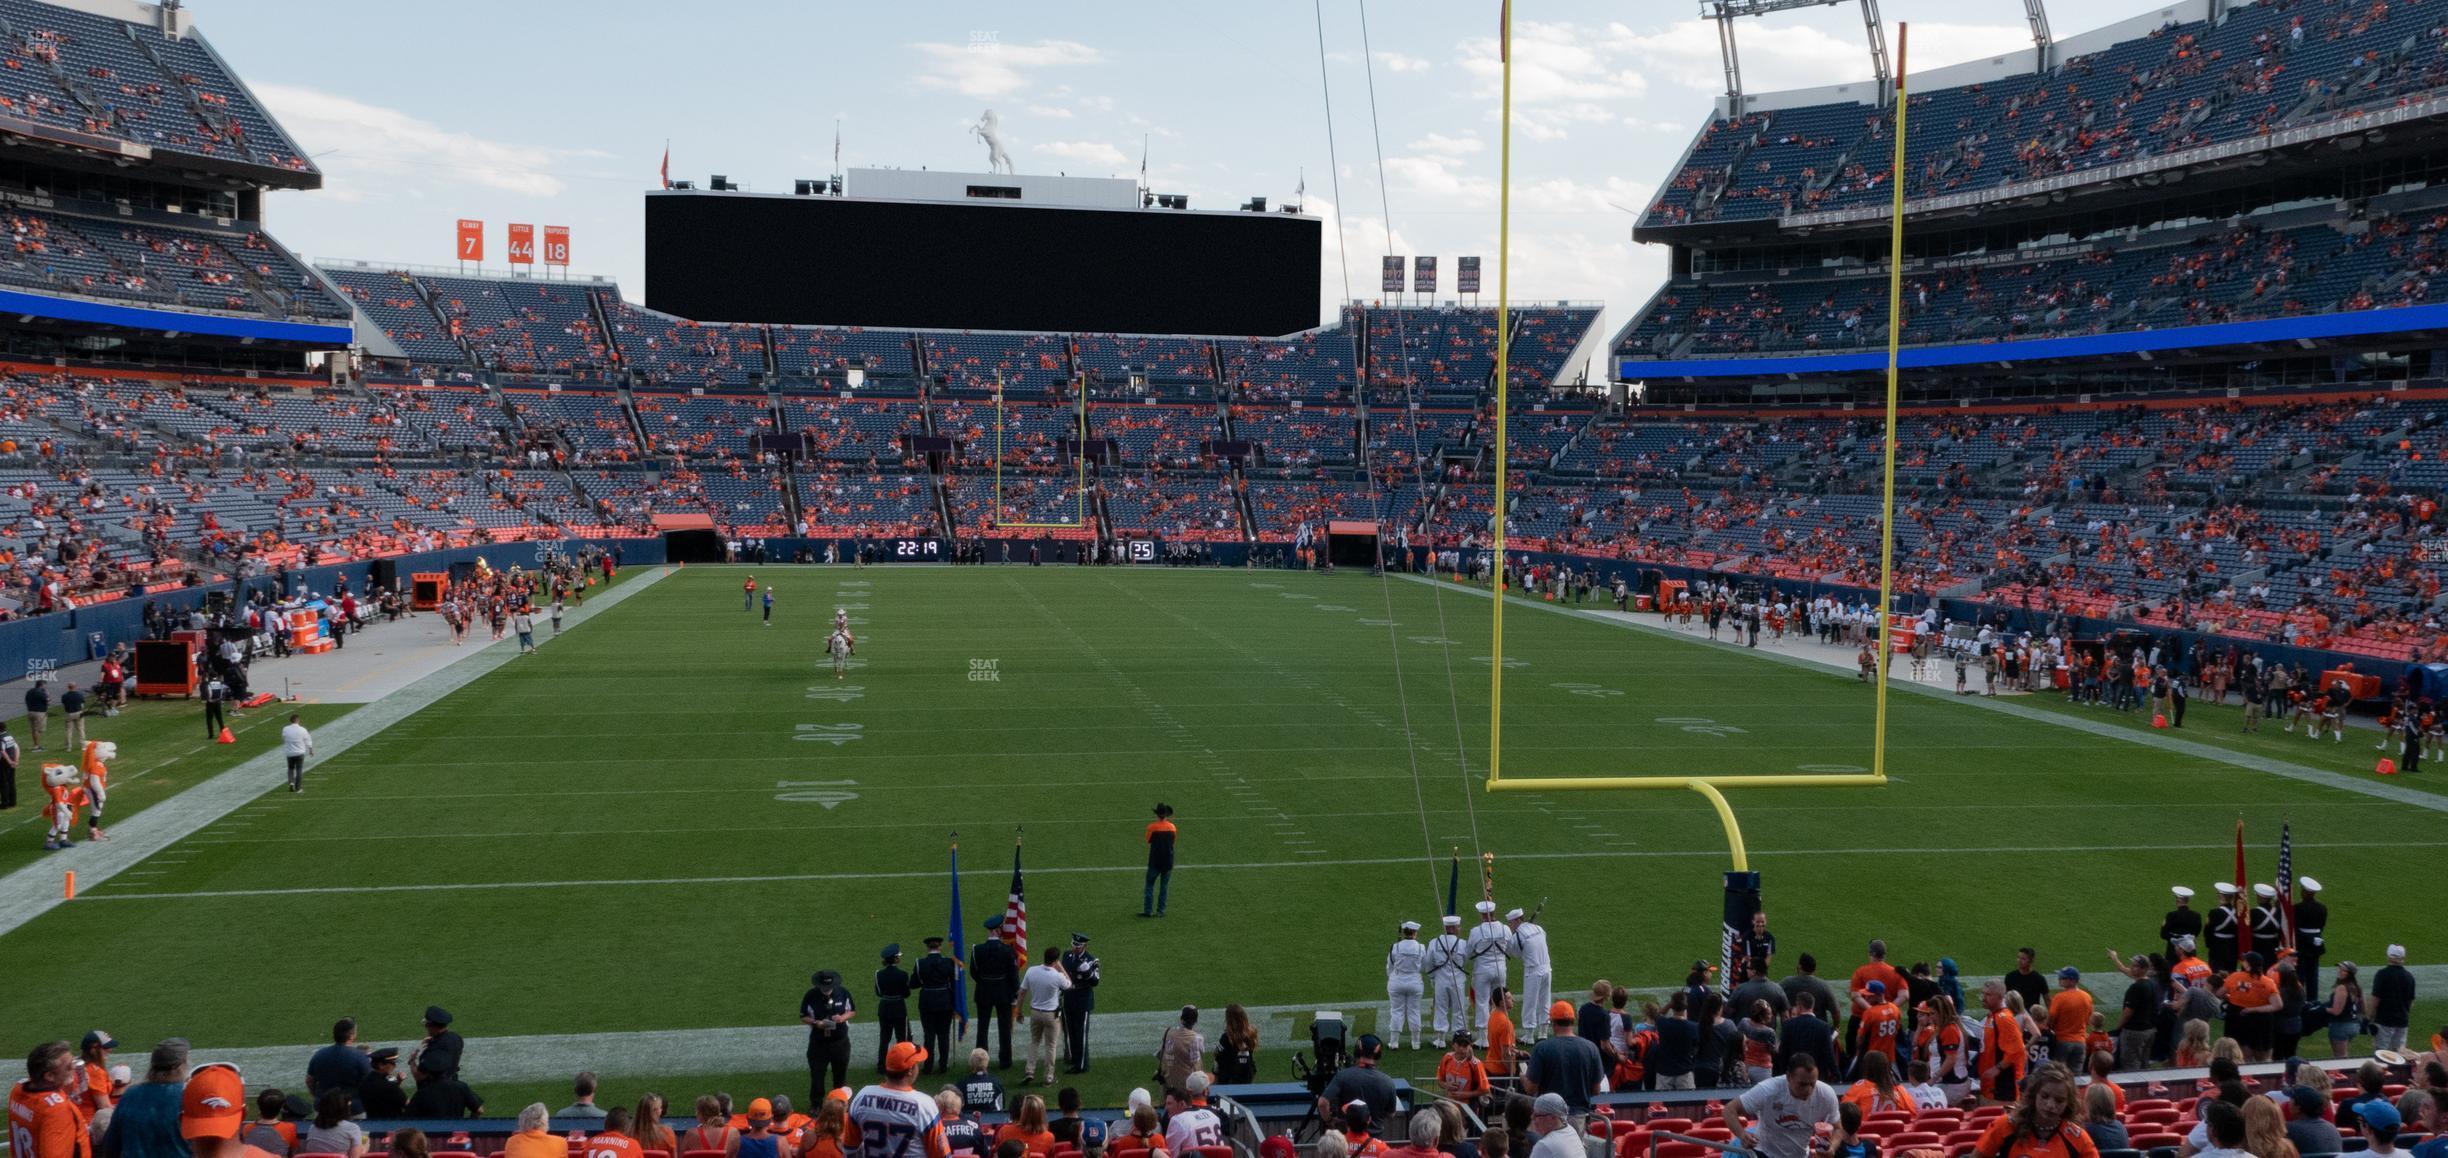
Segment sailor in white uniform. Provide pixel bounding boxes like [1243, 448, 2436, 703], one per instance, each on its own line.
[1506, 907, 1552, 1041]
[1426, 914, 1470, 1039]
[1466, 900, 1517, 1031]
[1385, 921, 1429, 1049]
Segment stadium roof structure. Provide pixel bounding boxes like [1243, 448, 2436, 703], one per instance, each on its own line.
[0, 0, 321, 191]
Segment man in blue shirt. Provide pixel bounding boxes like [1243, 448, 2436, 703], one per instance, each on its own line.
[101, 1038, 190, 1158]
[305, 1019, 370, 1114]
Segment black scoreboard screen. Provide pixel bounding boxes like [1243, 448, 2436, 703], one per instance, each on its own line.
[646, 192, 1322, 336]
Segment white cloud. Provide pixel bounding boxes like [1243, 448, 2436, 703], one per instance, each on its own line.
[911, 39, 1102, 99]
[1377, 51, 1432, 73]
[1025, 104, 1075, 119]
[1407, 132, 1483, 158]
[1033, 140, 1130, 170]
[254, 83, 601, 199]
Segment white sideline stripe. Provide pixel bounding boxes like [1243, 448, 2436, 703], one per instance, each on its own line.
[186, 796, 2394, 845]
[5, 963, 2446, 1089]
[82, 838, 2448, 902]
[0, 567, 677, 941]
[1412, 578, 2448, 814]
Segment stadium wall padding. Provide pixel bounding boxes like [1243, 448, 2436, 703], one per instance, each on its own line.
[0, 539, 662, 687]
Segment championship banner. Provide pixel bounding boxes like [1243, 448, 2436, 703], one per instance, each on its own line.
[1457, 256, 1482, 294]
[542, 225, 571, 267]
[1414, 256, 1438, 294]
[455, 218, 484, 263]
[506, 223, 535, 265]
[1382, 256, 1404, 294]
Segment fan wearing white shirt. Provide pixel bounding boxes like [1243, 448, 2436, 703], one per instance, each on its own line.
[280, 714, 315, 793]
[1017, 947, 1073, 1085]
[1163, 1087, 1223, 1154]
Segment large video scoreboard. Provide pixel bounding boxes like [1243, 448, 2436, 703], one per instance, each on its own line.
[646, 188, 1322, 336]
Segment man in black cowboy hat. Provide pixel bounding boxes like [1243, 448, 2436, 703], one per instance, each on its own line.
[874, 945, 913, 1072]
[913, 936, 964, 1074]
[1141, 803, 1177, 918]
[800, 968, 856, 1104]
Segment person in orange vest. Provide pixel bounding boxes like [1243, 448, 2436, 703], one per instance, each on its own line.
[1976, 979, 2027, 1104]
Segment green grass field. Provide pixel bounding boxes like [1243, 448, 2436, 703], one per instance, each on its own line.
[0, 565, 2437, 1109]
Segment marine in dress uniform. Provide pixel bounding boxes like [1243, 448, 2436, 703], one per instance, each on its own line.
[1506, 909, 1553, 1043]
[1466, 901, 1516, 1032]
[801, 970, 856, 1106]
[2293, 878, 2328, 981]
[1385, 921, 1428, 1050]
[971, 915, 1019, 1068]
[1426, 915, 1470, 1040]
[912, 936, 962, 1075]
[1060, 932, 1100, 1073]
[2248, 883, 2284, 963]
[874, 945, 913, 1071]
[2206, 882, 2243, 972]
[2160, 886, 2203, 963]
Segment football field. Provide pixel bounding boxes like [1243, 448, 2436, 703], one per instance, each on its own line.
[0, 563, 2438, 1103]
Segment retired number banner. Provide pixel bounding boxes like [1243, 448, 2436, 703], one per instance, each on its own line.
[506, 223, 535, 265]
[455, 218, 484, 262]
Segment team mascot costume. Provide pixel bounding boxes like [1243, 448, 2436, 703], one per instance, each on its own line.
[39, 740, 115, 849]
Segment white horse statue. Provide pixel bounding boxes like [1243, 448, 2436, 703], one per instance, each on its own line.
[971, 109, 1015, 175]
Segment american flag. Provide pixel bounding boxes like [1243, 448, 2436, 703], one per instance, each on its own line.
[2275, 822, 2296, 952]
[1004, 841, 1029, 958]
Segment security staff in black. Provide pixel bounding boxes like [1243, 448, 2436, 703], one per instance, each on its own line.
[800, 969, 855, 1105]
[2293, 878, 2328, 980]
[913, 936, 963, 1074]
[874, 944, 913, 1070]
[1060, 932, 1100, 1073]
[970, 916, 1020, 1068]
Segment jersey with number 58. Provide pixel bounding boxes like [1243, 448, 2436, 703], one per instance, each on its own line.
[843, 1085, 947, 1158]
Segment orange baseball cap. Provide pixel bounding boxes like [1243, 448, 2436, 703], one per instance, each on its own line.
[829, 1088, 854, 1106]
[747, 1098, 774, 1122]
[181, 1063, 246, 1140]
[886, 1041, 928, 1071]
[1549, 1000, 1577, 1023]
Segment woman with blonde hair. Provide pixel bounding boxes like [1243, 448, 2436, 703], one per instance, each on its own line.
[633, 1094, 678, 1157]
[2208, 1036, 2245, 1068]
[994, 1095, 1055, 1156]
[2243, 1095, 2299, 1158]
[798, 1096, 847, 1158]
[682, 1095, 741, 1158]
[2172, 1020, 2212, 1068]
[1973, 1064, 2087, 1158]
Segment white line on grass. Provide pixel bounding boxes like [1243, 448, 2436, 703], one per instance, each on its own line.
[84, 837, 2448, 901]
[0, 566, 677, 940]
[1412, 577, 2448, 813]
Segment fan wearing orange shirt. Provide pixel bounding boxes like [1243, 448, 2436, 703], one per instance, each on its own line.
[1436, 1033, 1491, 1109]
[2044, 968, 2094, 1068]
[1976, 980, 2028, 1104]
[1855, 981, 1905, 1067]
[72, 1032, 114, 1120]
[992, 1095, 1055, 1157]
[584, 1109, 649, 1158]
[10, 1041, 92, 1158]
[1482, 989, 1518, 1079]
[2219, 953, 2282, 1061]
[1972, 1066, 2098, 1158]
[1850, 941, 1908, 1021]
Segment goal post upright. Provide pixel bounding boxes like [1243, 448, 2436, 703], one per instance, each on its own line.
[990, 372, 1092, 530]
[1871, 22, 1911, 783]
[1489, 0, 1514, 789]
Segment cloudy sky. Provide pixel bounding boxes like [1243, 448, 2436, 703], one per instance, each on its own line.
[208, 0, 2162, 337]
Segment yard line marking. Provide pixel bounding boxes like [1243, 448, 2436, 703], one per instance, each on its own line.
[0, 566, 677, 940]
[1413, 578, 2448, 813]
[83, 838, 2448, 901]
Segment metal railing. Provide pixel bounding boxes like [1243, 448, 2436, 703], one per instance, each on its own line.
[311, 256, 616, 285]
